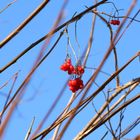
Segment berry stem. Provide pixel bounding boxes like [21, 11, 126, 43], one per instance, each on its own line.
[65, 29, 78, 62]
[75, 21, 81, 61]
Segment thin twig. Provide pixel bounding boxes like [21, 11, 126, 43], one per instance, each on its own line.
[106, 92, 116, 139]
[51, 93, 76, 140]
[29, 1, 69, 138]
[83, 7, 97, 66]
[24, 117, 35, 140]
[85, 66, 111, 76]
[118, 117, 140, 139]
[101, 131, 108, 140]
[74, 21, 81, 60]
[0, 71, 19, 124]
[0, 71, 20, 89]
[65, 29, 78, 62]
[113, 0, 137, 43]
[91, 101, 114, 136]
[100, 11, 140, 22]
[115, 9, 140, 45]
[0, 0, 17, 14]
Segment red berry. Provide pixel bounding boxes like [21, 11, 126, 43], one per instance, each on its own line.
[77, 66, 84, 75]
[114, 20, 117, 25]
[76, 78, 83, 87]
[110, 20, 115, 25]
[110, 20, 120, 25]
[78, 79, 84, 87]
[67, 65, 74, 74]
[66, 62, 71, 67]
[69, 86, 76, 92]
[60, 60, 73, 72]
[68, 80, 73, 86]
[60, 64, 67, 71]
[71, 79, 78, 86]
[60, 65, 64, 70]
[68, 79, 78, 87]
[66, 58, 71, 64]
[116, 20, 120, 25]
[72, 69, 76, 74]
[76, 77, 81, 83]
[69, 65, 74, 71]
[64, 63, 69, 71]
[79, 84, 84, 89]
[110, 20, 113, 24]
[115, 20, 118, 25]
[68, 70, 73, 74]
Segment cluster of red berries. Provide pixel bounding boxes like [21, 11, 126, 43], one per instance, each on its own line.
[60, 58, 74, 74]
[60, 58, 85, 92]
[110, 20, 120, 25]
[60, 59, 84, 75]
[68, 78, 84, 92]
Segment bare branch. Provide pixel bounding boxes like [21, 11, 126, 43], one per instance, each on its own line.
[0, 0, 50, 48]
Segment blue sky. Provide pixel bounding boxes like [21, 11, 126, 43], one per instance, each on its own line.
[0, 0, 140, 140]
